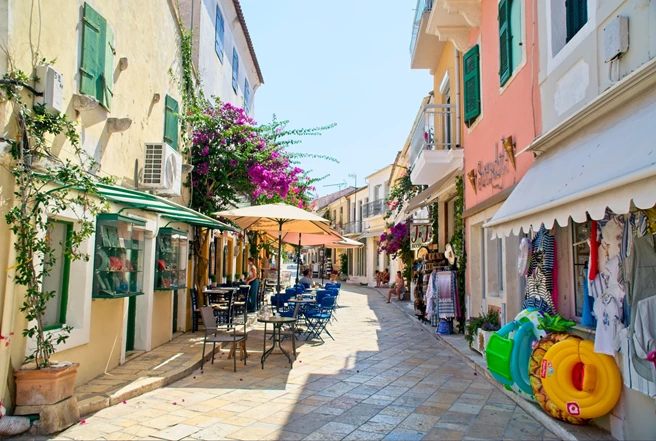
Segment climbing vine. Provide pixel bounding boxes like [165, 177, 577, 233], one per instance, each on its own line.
[384, 168, 423, 220]
[449, 176, 466, 332]
[1, 60, 111, 367]
[430, 202, 439, 245]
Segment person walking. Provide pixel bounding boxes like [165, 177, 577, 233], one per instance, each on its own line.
[245, 257, 259, 312]
[387, 271, 404, 303]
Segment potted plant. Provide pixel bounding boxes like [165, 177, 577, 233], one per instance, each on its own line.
[226, 275, 232, 284]
[2, 65, 111, 433]
[210, 274, 217, 288]
[466, 310, 501, 354]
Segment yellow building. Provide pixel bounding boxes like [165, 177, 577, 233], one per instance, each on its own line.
[0, 0, 231, 410]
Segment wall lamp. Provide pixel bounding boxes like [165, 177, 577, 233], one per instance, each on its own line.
[503, 135, 516, 170]
[467, 169, 477, 195]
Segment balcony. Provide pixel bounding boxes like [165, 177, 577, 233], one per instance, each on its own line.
[409, 103, 463, 186]
[425, 0, 481, 53]
[410, 0, 446, 69]
[343, 221, 363, 236]
[363, 199, 387, 219]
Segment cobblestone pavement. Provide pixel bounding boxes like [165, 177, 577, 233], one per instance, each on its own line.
[52, 285, 555, 440]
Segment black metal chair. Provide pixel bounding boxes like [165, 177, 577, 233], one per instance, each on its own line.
[190, 288, 203, 333]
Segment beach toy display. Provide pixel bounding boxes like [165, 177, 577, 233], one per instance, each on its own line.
[529, 333, 622, 424]
[485, 308, 547, 401]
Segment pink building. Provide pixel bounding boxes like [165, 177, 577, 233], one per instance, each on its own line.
[456, 0, 541, 323]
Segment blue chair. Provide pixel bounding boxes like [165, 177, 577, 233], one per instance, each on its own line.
[303, 296, 336, 342]
[315, 290, 332, 304]
[300, 282, 311, 290]
[324, 283, 337, 290]
[285, 287, 298, 297]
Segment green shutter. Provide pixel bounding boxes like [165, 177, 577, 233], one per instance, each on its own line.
[498, 0, 512, 86]
[164, 95, 179, 151]
[80, 3, 105, 99]
[463, 45, 481, 125]
[102, 26, 114, 110]
[566, 0, 588, 42]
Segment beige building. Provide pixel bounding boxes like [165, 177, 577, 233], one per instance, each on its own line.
[0, 0, 243, 411]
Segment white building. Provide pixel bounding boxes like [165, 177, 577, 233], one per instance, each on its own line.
[180, 0, 263, 115]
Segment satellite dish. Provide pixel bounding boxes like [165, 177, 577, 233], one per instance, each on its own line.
[445, 244, 456, 265]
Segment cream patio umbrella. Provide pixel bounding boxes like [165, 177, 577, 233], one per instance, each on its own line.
[322, 237, 364, 284]
[214, 203, 332, 293]
[269, 230, 344, 284]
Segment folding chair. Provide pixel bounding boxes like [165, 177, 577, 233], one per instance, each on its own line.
[303, 296, 336, 342]
[190, 287, 203, 333]
[200, 305, 246, 372]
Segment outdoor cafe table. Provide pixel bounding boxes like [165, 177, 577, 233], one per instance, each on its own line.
[203, 287, 238, 306]
[258, 316, 296, 369]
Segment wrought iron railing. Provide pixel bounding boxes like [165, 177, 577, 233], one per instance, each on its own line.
[409, 0, 434, 54]
[409, 103, 459, 167]
[363, 199, 386, 218]
[343, 221, 363, 235]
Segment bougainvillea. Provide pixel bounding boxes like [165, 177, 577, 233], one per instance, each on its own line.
[377, 222, 410, 259]
[183, 101, 330, 214]
[384, 168, 423, 220]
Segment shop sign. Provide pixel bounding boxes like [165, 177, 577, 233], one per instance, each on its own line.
[410, 223, 432, 250]
[477, 143, 510, 190]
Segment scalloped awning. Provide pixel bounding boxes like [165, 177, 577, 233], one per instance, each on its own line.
[484, 93, 656, 238]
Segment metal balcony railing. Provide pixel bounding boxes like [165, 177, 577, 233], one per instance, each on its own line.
[410, 0, 434, 54]
[363, 199, 387, 219]
[409, 103, 459, 167]
[343, 221, 363, 235]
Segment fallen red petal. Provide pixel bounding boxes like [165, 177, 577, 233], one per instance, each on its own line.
[80, 420, 86, 425]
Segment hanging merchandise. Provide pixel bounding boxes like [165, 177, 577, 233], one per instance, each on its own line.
[424, 269, 437, 320]
[632, 296, 656, 385]
[581, 267, 597, 328]
[523, 225, 557, 316]
[529, 333, 622, 424]
[588, 220, 599, 280]
[524, 264, 556, 315]
[597, 214, 624, 272]
[626, 234, 656, 381]
[518, 237, 529, 276]
[436, 271, 459, 319]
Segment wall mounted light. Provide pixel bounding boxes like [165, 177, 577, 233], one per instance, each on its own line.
[467, 169, 477, 194]
[153, 93, 161, 103]
[503, 135, 516, 170]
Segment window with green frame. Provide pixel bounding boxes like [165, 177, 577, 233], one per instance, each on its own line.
[498, 0, 511, 86]
[566, 0, 587, 42]
[463, 44, 481, 126]
[42, 221, 72, 330]
[164, 95, 179, 151]
[80, 2, 114, 109]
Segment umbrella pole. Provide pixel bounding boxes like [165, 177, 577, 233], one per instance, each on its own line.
[296, 234, 302, 285]
[276, 221, 283, 311]
[321, 245, 325, 285]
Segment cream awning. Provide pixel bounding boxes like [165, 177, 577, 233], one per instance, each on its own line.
[485, 92, 656, 238]
[405, 168, 460, 215]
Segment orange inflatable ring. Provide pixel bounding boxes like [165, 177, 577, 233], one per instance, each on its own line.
[529, 333, 622, 424]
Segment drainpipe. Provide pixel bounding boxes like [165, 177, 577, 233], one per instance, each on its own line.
[454, 49, 461, 148]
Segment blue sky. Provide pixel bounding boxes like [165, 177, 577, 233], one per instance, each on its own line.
[240, 0, 432, 197]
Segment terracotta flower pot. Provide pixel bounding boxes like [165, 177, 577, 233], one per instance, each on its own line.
[14, 363, 79, 406]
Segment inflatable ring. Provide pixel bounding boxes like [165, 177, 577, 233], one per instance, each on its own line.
[486, 308, 546, 401]
[529, 333, 622, 424]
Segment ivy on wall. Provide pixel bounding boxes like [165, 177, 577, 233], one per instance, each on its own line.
[449, 176, 467, 332]
[431, 202, 439, 245]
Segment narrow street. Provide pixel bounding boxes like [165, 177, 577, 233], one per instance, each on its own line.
[52, 286, 553, 441]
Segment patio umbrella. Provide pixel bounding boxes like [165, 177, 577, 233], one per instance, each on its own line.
[322, 237, 364, 284]
[214, 203, 332, 293]
[270, 231, 343, 284]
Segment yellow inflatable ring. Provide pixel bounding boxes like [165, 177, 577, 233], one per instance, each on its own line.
[529, 333, 622, 423]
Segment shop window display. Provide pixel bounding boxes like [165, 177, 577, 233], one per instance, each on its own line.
[155, 228, 188, 290]
[92, 214, 145, 298]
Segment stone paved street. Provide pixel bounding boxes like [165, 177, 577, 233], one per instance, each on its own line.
[51, 286, 555, 440]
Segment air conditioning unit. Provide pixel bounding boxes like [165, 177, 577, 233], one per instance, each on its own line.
[141, 143, 182, 197]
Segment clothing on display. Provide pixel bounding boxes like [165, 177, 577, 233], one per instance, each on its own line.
[632, 296, 656, 384]
[425, 270, 437, 319]
[593, 292, 624, 356]
[524, 265, 555, 315]
[581, 267, 597, 328]
[437, 271, 456, 319]
[598, 215, 624, 272]
[616, 327, 656, 398]
[589, 220, 599, 280]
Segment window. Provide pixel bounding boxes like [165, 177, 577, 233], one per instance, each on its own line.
[509, 0, 522, 73]
[232, 49, 239, 92]
[571, 221, 591, 319]
[498, 0, 512, 85]
[484, 229, 504, 297]
[339, 207, 343, 226]
[463, 45, 481, 125]
[214, 5, 225, 62]
[566, 0, 587, 42]
[164, 95, 179, 151]
[244, 80, 251, 114]
[80, 2, 114, 109]
[42, 221, 72, 330]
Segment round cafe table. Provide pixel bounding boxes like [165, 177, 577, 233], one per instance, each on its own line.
[258, 316, 297, 369]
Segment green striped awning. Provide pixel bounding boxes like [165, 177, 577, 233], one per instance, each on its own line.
[96, 184, 235, 231]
